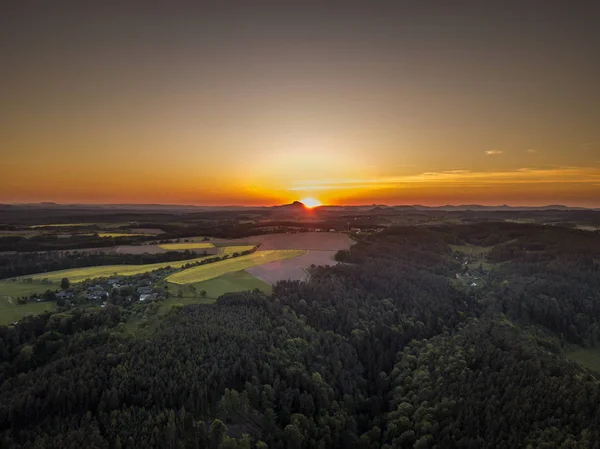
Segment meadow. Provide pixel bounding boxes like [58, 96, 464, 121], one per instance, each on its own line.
[168, 270, 272, 300]
[567, 347, 600, 372]
[0, 280, 56, 298]
[20, 255, 216, 284]
[167, 250, 306, 284]
[0, 297, 56, 325]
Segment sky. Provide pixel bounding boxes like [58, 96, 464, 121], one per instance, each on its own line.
[1, 1, 599, 207]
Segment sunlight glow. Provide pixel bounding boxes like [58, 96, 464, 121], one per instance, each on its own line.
[300, 197, 322, 208]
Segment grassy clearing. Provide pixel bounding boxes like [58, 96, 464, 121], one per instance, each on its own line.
[0, 296, 56, 325]
[20, 255, 215, 284]
[567, 347, 600, 372]
[158, 242, 215, 251]
[0, 280, 56, 298]
[167, 250, 306, 285]
[168, 270, 272, 299]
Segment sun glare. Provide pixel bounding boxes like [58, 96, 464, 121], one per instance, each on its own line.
[300, 197, 322, 208]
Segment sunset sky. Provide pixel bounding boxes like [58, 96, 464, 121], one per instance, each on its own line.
[1, 1, 599, 207]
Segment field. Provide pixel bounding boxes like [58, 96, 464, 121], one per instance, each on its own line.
[30, 223, 99, 228]
[0, 297, 56, 325]
[97, 232, 144, 238]
[449, 244, 494, 256]
[247, 249, 338, 284]
[567, 347, 600, 372]
[158, 242, 215, 251]
[19, 255, 216, 284]
[168, 270, 272, 300]
[213, 232, 354, 251]
[167, 250, 306, 284]
[219, 245, 256, 255]
[0, 280, 56, 298]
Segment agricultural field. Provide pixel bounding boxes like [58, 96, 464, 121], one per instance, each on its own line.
[158, 242, 215, 251]
[29, 223, 100, 228]
[247, 249, 338, 284]
[219, 245, 256, 255]
[168, 270, 272, 300]
[0, 296, 56, 325]
[97, 232, 144, 238]
[212, 231, 354, 251]
[0, 280, 56, 298]
[76, 245, 168, 254]
[567, 347, 600, 372]
[19, 255, 216, 284]
[167, 250, 305, 285]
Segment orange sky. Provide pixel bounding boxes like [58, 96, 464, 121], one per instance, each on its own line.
[1, 2, 599, 207]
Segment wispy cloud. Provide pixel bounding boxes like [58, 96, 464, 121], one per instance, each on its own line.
[526, 149, 538, 153]
[288, 167, 600, 191]
[485, 150, 503, 155]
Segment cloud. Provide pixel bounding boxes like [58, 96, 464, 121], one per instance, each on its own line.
[288, 166, 600, 191]
[526, 149, 538, 153]
[485, 150, 503, 155]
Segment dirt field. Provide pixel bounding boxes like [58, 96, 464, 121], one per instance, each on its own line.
[215, 232, 354, 251]
[246, 249, 339, 284]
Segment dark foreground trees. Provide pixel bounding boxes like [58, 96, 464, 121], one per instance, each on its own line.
[1, 223, 600, 448]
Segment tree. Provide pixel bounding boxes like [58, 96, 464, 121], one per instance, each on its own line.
[209, 419, 227, 449]
[61, 277, 70, 290]
[200, 290, 207, 298]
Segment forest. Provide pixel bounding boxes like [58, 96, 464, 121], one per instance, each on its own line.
[0, 250, 207, 280]
[1, 223, 600, 448]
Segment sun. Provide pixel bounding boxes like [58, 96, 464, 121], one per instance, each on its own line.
[300, 197, 322, 208]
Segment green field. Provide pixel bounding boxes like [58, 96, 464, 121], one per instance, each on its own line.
[30, 223, 98, 228]
[167, 250, 306, 285]
[449, 244, 494, 255]
[158, 242, 215, 251]
[567, 347, 600, 372]
[219, 245, 256, 255]
[98, 232, 143, 238]
[0, 280, 56, 298]
[0, 296, 56, 325]
[168, 270, 272, 299]
[19, 255, 216, 284]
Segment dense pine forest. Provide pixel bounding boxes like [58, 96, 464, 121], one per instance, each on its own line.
[1, 223, 600, 448]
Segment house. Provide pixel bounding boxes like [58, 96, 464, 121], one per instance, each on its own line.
[139, 293, 157, 302]
[471, 283, 477, 287]
[137, 286, 153, 295]
[56, 291, 73, 299]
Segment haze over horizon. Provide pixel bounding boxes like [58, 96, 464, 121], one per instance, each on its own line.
[2, 1, 599, 207]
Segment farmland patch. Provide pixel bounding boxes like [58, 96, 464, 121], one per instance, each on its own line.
[19, 255, 216, 284]
[246, 250, 338, 284]
[167, 250, 305, 285]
